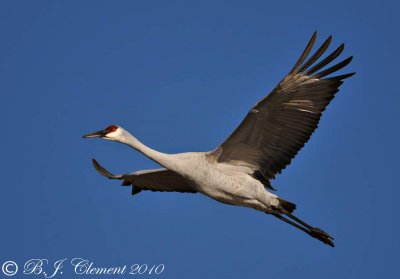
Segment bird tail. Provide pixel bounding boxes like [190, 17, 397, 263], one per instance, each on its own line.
[277, 197, 297, 213]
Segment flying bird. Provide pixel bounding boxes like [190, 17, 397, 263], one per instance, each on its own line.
[83, 32, 354, 247]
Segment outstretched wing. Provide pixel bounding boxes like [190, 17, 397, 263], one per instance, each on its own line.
[92, 159, 197, 195]
[211, 32, 354, 180]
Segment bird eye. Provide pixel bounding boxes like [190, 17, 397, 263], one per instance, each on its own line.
[106, 125, 118, 133]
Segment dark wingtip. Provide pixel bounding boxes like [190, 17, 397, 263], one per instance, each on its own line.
[347, 71, 356, 78]
[91, 158, 121, 179]
[296, 34, 334, 74]
[92, 158, 100, 169]
[339, 72, 356, 79]
[288, 31, 318, 74]
[92, 158, 108, 177]
[313, 55, 353, 79]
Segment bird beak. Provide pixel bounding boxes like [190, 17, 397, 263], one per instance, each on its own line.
[82, 129, 107, 138]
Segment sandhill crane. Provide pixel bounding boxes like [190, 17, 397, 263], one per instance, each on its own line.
[83, 32, 354, 247]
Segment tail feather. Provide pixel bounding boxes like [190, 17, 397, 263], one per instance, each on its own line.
[278, 198, 297, 213]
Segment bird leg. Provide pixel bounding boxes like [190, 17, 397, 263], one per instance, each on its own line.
[272, 213, 335, 247]
[272, 213, 310, 235]
[285, 212, 332, 239]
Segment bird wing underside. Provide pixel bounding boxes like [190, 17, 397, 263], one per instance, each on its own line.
[211, 32, 354, 181]
[91, 159, 197, 195]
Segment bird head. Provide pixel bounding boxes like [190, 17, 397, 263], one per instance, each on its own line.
[83, 125, 123, 141]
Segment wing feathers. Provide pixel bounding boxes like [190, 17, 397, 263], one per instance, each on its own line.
[92, 159, 123, 179]
[326, 72, 355, 81]
[296, 35, 332, 74]
[212, 33, 354, 182]
[305, 44, 344, 76]
[288, 31, 317, 75]
[314, 56, 353, 79]
[91, 159, 196, 195]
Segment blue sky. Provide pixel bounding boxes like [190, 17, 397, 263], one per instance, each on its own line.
[0, 0, 399, 278]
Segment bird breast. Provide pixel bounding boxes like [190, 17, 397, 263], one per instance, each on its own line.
[173, 153, 263, 202]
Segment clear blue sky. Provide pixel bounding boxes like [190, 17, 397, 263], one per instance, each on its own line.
[0, 0, 399, 278]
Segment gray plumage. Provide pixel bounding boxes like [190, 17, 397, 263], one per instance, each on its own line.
[92, 159, 196, 195]
[84, 32, 354, 247]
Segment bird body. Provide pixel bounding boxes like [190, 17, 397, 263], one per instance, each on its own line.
[97, 129, 280, 212]
[168, 152, 279, 212]
[84, 32, 355, 247]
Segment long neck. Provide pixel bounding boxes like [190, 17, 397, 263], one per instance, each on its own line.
[119, 132, 175, 169]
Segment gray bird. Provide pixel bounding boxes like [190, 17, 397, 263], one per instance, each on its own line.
[84, 32, 354, 247]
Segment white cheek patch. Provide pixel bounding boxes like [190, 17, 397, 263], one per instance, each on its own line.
[104, 129, 122, 141]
